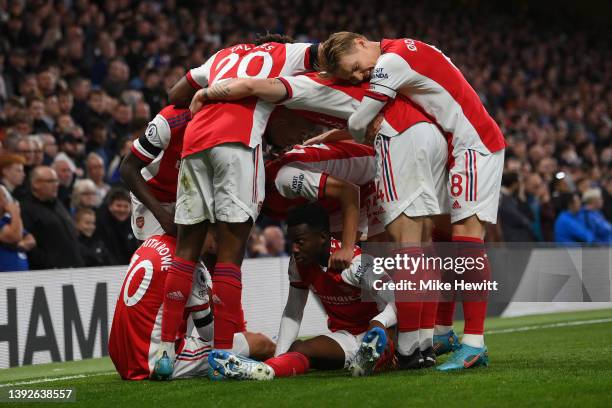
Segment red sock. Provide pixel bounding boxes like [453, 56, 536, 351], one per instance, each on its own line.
[420, 246, 438, 329]
[394, 247, 423, 333]
[433, 229, 455, 326]
[212, 263, 242, 349]
[453, 236, 489, 335]
[161, 257, 195, 342]
[265, 352, 310, 377]
[435, 301, 456, 326]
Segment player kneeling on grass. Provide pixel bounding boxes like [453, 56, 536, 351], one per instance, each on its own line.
[208, 204, 397, 380]
[108, 234, 275, 380]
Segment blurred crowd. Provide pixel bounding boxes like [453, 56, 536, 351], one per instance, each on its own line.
[0, 0, 610, 271]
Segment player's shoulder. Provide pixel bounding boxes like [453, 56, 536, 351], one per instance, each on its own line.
[157, 106, 191, 129]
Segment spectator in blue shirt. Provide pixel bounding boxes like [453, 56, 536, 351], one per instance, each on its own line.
[579, 189, 612, 244]
[0, 185, 36, 271]
[554, 193, 594, 244]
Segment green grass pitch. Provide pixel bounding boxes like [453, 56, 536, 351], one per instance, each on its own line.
[1, 309, 612, 408]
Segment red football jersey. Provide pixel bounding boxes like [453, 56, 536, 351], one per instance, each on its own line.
[279, 72, 432, 136]
[368, 39, 506, 153]
[182, 42, 313, 157]
[109, 235, 179, 380]
[290, 239, 380, 335]
[264, 141, 376, 220]
[130, 106, 190, 203]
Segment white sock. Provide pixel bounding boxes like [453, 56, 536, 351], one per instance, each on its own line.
[160, 341, 176, 360]
[462, 334, 484, 348]
[434, 325, 453, 336]
[398, 330, 420, 356]
[419, 328, 434, 351]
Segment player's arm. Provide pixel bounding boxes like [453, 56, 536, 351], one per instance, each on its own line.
[275, 283, 309, 356]
[190, 78, 288, 114]
[275, 163, 359, 270]
[347, 97, 386, 143]
[120, 118, 176, 236]
[170, 53, 217, 108]
[168, 76, 196, 108]
[342, 254, 397, 329]
[324, 176, 360, 271]
[303, 128, 352, 145]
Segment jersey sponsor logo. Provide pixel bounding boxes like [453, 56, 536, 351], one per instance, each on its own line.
[136, 216, 145, 229]
[291, 173, 305, 194]
[372, 67, 388, 79]
[404, 39, 418, 52]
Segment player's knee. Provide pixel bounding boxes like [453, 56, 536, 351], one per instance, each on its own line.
[288, 340, 310, 356]
[244, 332, 275, 360]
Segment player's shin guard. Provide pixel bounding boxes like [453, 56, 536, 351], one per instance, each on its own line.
[454, 236, 489, 348]
[161, 257, 196, 343]
[393, 247, 423, 356]
[264, 352, 310, 377]
[212, 263, 243, 350]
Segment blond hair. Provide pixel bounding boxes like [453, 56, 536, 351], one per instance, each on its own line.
[318, 32, 366, 75]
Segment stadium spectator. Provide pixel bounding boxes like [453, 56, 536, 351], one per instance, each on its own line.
[52, 154, 76, 211]
[71, 179, 101, 213]
[554, 193, 594, 244]
[20, 166, 84, 269]
[579, 189, 612, 244]
[0, 0, 609, 253]
[263, 225, 288, 257]
[28, 135, 44, 167]
[107, 137, 132, 185]
[0, 185, 35, 272]
[498, 172, 536, 242]
[40, 133, 58, 165]
[85, 153, 110, 204]
[95, 187, 138, 265]
[75, 208, 116, 267]
[0, 154, 26, 200]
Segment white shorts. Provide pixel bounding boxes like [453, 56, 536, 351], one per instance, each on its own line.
[374, 122, 449, 227]
[324, 330, 366, 367]
[448, 148, 504, 224]
[175, 143, 265, 225]
[130, 194, 175, 241]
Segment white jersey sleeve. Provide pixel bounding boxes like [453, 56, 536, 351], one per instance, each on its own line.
[369, 52, 416, 99]
[275, 163, 327, 201]
[187, 51, 219, 89]
[281, 43, 313, 75]
[278, 76, 359, 121]
[132, 114, 171, 163]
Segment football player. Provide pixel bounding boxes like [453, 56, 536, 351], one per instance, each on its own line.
[317, 32, 505, 370]
[207, 204, 397, 380]
[108, 233, 274, 380]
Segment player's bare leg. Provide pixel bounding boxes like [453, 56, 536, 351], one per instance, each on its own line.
[211, 220, 252, 350]
[385, 214, 426, 368]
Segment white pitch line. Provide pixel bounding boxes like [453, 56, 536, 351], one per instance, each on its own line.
[484, 317, 612, 335]
[0, 372, 116, 388]
[1, 317, 611, 387]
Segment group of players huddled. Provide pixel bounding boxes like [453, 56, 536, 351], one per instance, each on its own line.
[108, 31, 505, 381]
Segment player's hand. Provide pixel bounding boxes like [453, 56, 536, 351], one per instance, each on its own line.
[303, 129, 343, 145]
[364, 114, 383, 146]
[189, 89, 207, 116]
[157, 210, 177, 237]
[328, 246, 353, 270]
